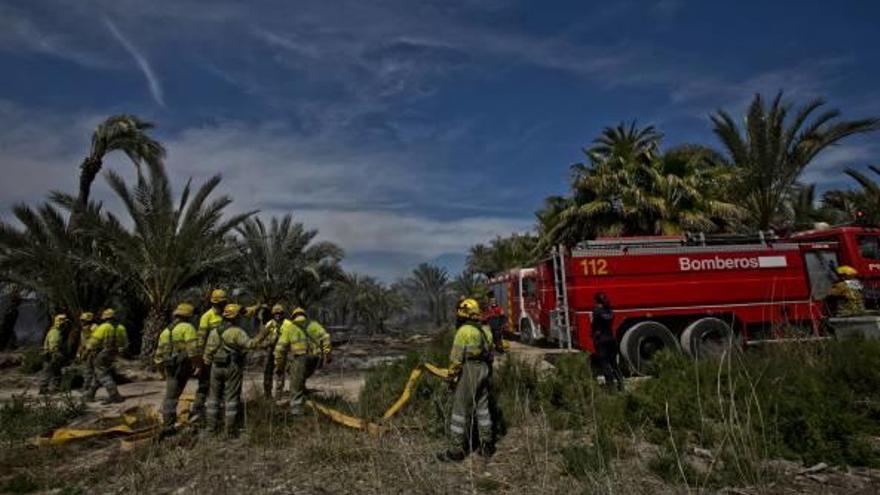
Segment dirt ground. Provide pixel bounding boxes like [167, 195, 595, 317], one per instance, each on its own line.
[2, 335, 879, 494]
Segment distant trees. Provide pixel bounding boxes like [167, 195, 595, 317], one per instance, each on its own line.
[235, 215, 344, 307]
[467, 234, 538, 277]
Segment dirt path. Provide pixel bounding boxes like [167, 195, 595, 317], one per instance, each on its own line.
[0, 337, 564, 415]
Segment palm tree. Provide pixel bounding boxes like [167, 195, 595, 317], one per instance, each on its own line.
[466, 234, 538, 277]
[402, 263, 451, 326]
[539, 125, 742, 245]
[711, 92, 880, 230]
[0, 199, 120, 318]
[93, 160, 254, 357]
[74, 115, 165, 222]
[820, 165, 880, 225]
[450, 270, 488, 300]
[235, 215, 343, 307]
[587, 121, 662, 166]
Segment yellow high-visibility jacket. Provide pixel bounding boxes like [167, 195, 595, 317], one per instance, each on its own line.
[274, 320, 309, 367]
[87, 323, 128, 355]
[203, 325, 266, 367]
[449, 323, 493, 375]
[77, 323, 96, 358]
[154, 321, 198, 366]
[831, 280, 866, 316]
[197, 307, 223, 354]
[293, 317, 332, 356]
[263, 319, 286, 349]
[43, 325, 63, 356]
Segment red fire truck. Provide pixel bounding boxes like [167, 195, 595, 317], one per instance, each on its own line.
[488, 226, 879, 373]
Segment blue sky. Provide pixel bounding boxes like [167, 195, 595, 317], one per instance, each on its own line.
[1, 0, 879, 280]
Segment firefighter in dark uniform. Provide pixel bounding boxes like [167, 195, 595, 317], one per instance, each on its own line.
[591, 292, 623, 391]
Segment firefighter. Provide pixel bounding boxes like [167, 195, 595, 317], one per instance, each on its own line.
[76, 312, 97, 393]
[83, 309, 127, 404]
[484, 292, 506, 354]
[437, 298, 494, 462]
[39, 314, 69, 394]
[591, 292, 623, 391]
[263, 304, 287, 399]
[154, 303, 198, 429]
[830, 265, 865, 316]
[277, 307, 332, 415]
[191, 289, 227, 420]
[202, 303, 268, 436]
[274, 312, 310, 415]
[293, 307, 332, 366]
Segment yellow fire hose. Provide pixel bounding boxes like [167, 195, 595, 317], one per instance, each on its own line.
[305, 362, 452, 433]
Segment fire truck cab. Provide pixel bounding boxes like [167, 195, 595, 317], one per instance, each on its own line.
[790, 226, 880, 305]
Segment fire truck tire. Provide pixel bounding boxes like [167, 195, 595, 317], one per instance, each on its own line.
[619, 321, 679, 375]
[679, 317, 733, 359]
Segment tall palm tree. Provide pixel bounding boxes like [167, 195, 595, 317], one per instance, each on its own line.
[402, 263, 451, 326]
[94, 160, 254, 357]
[711, 92, 880, 230]
[235, 215, 343, 307]
[74, 115, 165, 222]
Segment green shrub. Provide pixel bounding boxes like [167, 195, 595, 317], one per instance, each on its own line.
[0, 395, 84, 447]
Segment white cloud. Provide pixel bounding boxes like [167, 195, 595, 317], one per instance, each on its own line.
[103, 17, 165, 107]
[0, 102, 532, 281]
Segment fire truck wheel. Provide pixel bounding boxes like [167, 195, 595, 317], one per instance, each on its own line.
[619, 321, 679, 375]
[680, 317, 734, 359]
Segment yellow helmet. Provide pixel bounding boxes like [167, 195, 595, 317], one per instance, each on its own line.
[53, 314, 68, 326]
[272, 304, 285, 315]
[210, 289, 228, 304]
[222, 303, 242, 320]
[79, 312, 94, 323]
[457, 298, 481, 320]
[100, 308, 116, 320]
[173, 303, 195, 318]
[837, 265, 858, 277]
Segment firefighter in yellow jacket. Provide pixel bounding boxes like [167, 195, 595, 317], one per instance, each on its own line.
[202, 303, 267, 436]
[39, 314, 69, 394]
[274, 312, 310, 415]
[191, 289, 227, 419]
[154, 303, 198, 428]
[830, 265, 866, 316]
[76, 312, 97, 393]
[83, 309, 128, 404]
[262, 304, 287, 398]
[437, 298, 495, 461]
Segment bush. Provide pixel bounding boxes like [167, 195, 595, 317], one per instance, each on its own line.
[625, 339, 880, 468]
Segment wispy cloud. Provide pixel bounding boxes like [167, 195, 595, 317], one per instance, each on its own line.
[103, 17, 165, 106]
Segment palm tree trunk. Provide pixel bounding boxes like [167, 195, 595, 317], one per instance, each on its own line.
[72, 157, 101, 226]
[140, 305, 166, 362]
[0, 294, 21, 351]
